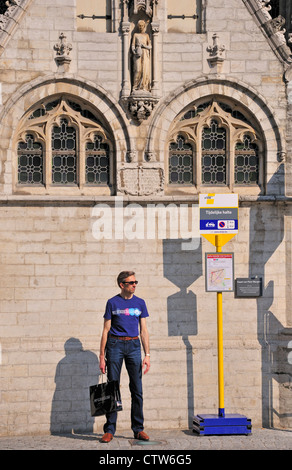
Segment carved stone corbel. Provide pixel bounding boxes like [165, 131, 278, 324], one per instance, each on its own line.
[127, 94, 158, 122]
[145, 151, 156, 162]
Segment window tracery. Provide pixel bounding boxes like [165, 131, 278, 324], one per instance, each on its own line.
[15, 96, 113, 194]
[167, 98, 264, 193]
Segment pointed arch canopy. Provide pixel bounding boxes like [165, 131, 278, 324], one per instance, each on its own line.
[146, 76, 285, 195]
[0, 75, 133, 195]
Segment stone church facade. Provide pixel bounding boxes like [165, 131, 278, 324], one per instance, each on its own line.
[0, 0, 292, 436]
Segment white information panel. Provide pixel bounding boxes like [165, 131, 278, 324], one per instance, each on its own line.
[200, 194, 238, 235]
[205, 253, 234, 292]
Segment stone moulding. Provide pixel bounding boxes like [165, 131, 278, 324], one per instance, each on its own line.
[242, 0, 292, 65]
[0, 0, 32, 55]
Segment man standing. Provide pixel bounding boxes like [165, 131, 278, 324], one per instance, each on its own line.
[99, 271, 150, 443]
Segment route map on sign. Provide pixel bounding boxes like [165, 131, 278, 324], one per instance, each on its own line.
[209, 268, 226, 288]
[205, 253, 234, 292]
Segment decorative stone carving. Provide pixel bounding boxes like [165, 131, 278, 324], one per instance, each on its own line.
[132, 0, 153, 17]
[54, 33, 72, 72]
[277, 151, 286, 163]
[118, 166, 164, 195]
[266, 15, 286, 34]
[127, 95, 158, 122]
[139, 166, 164, 195]
[126, 151, 137, 162]
[0, 0, 21, 30]
[207, 33, 226, 67]
[244, 0, 292, 63]
[145, 151, 156, 162]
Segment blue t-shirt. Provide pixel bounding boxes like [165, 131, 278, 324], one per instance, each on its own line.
[104, 294, 149, 337]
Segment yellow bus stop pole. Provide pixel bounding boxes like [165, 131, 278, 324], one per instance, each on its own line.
[215, 234, 225, 417]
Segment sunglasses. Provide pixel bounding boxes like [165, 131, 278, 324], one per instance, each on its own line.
[122, 281, 138, 285]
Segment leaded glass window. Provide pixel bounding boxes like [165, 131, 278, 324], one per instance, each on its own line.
[235, 135, 259, 185]
[16, 96, 113, 194]
[202, 120, 226, 185]
[168, 98, 263, 192]
[52, 119, 77, 185]
[17, 134, 43, 185]
[169, 135, 194, 184]
[85, 135, 110, 185]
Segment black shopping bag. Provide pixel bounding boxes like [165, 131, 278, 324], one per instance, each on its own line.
[89, 379, 122, 417]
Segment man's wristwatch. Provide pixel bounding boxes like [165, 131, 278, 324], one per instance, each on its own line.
[146, 353, 150, 357]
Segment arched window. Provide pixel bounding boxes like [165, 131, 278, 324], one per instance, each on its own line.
[85, 135, 110, 185]
[201, 120, 226, 185]
[51, 119, 77, 185]
[15, 96, 113, 194]
[235, 135, 259, 185]
[17, 134, 43, 185]
[169, 135, 194, 185]
[167, 98, 264, 194]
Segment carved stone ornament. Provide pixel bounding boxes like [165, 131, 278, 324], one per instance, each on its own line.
[245, 0, 292, 63]
[54, 32, 72, 71]
[277, 151, 286, 163]
[132, 0, 153, 18]
[118, 166, 164, 196]
[127, 94, 158, 122]
[207, 33, 226, 66]
[126, 151, 137, 162]
[0, 0, 21, 30]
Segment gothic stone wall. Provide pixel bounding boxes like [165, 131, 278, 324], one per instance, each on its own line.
[0, 0, 292, 435]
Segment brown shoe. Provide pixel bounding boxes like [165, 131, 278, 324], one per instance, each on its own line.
[134, 431, 149, 441]
[101, 432, 113, 443]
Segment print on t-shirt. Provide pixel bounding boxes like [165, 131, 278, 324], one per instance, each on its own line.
[112, 308, 142, 317]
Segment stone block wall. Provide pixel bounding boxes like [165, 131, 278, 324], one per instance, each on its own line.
[0, 0, 291, 436]
[0, 201, 291, 435]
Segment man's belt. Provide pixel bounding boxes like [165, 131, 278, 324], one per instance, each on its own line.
[109, 334, 139, 341]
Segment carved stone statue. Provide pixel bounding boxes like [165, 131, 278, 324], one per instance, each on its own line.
[131, 20, 152, 93]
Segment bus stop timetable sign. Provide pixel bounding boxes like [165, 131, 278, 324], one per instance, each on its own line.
[199, 194, 238, 234]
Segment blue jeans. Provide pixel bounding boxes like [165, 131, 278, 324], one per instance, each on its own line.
[104, 337, 144, 435]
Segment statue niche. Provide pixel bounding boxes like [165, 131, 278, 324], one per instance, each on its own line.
[121, 0, 160, 122]
[131, 19, 152, 94]
[127, 18, 158, 122]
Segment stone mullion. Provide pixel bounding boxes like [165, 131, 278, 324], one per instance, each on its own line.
[228, 127, 235, 192]
[45, 130, 52, 188]
[78, 127, 85, 189]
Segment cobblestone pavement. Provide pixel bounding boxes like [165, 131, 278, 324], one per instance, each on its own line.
[0, 428, 291, 451]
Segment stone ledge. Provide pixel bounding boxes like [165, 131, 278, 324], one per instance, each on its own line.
[0, 194, 291, 205]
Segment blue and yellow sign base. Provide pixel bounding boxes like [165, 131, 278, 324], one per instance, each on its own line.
[193, 232, 252, 435]
[193, 414, 252, 436]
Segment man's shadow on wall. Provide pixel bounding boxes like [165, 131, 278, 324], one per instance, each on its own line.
[163, 239, 202, 427]
[50, 337, 99, 435]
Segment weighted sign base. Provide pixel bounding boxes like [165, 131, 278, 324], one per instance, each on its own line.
[193, 413, 252, 436]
